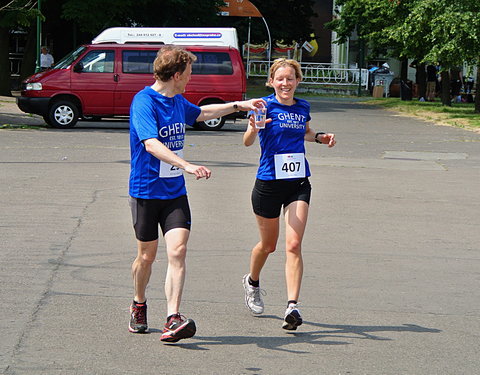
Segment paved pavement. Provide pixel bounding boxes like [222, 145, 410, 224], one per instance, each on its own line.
[1, 96, 479, 374]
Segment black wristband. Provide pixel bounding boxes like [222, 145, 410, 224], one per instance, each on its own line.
[315, 132, 325, 143]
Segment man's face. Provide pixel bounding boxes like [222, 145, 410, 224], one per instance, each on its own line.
[175, 63, 192, 94]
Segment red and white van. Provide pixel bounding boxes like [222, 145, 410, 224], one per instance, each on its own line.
[17, 32, 246, 130]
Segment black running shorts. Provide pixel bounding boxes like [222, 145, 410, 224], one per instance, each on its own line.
[129, 195, 191, 241]
[251, 177, 311, 219]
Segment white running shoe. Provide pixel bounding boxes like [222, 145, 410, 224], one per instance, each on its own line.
[242, 274, 264, 315]
[282, 303, 303, 330]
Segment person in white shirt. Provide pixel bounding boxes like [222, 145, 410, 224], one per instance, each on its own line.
[40, 47, 54, 70]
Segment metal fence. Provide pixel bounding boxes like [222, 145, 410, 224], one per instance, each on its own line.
[246, 60, 369, 89]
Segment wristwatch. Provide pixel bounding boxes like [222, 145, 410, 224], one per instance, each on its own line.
[315, 132, 325, 143]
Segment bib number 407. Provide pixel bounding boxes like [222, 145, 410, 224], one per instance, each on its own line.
[274, 153, 306, 179]
[282, 161, 301, 173]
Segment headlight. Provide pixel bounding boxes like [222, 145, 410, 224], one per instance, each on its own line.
[25, 82, 43, 90]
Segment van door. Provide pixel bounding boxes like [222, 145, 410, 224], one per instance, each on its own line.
[114, 49, 157, 115]
[71, 49, 116, 115]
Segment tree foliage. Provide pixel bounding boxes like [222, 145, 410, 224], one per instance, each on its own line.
[61, 0, 225, 35]
[0, 0, 42, 96]
[250, 0, 316, 43]
[328, 0, 480, 110]
[0, 0, 40, 28]
[3, 0, 316, 96]
[60, 0, 316, 45]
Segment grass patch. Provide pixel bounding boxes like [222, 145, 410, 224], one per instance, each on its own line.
[246, 79, 273, 98]
[1, 124, 47, 130]
[362, 98, 480, 132]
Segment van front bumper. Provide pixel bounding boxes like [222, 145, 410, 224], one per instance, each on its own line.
[16, 96, 50, 116]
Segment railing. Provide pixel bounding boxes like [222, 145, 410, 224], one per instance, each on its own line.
[246, 60, 369, 89]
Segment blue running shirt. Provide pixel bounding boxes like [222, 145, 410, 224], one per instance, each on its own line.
[129, 86, 201, 199]
[256, 94, 312, 180]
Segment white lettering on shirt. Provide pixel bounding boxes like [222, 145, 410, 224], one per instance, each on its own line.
[159, 123, 186, 138]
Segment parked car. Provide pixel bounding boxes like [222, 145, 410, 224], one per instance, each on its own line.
[17, 43, 246, 130]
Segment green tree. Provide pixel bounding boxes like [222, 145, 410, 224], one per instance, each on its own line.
[329, 0, 480, 111]
[215, 0, 316, 46]
[326, 0, 406, 60]
[413, 0, 480, 111]
[251, 0, 316, 44]
[386, 0, 480, 109]
[0, 0, 41, 96]
[9, 0, 316, 95]
[61, 0, 226, 35]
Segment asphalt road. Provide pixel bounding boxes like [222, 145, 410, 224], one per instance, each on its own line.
[1, 96, 479, 374]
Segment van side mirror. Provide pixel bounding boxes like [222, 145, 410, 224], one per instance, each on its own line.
[73, 63, 84, 73]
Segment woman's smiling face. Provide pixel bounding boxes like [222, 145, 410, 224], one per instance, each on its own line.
[269, 66, 300, 105]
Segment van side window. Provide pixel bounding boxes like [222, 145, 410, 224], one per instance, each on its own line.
[122, 51, 157, 73]
[192, 52, 233, 75]
[78, 50, 115, 73]
[121, 50, 233, 75]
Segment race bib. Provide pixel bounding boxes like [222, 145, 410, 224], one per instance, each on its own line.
[274, 153, 306, 179]
[159, 150, 184, 178]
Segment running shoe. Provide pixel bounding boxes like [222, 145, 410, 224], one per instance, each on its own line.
[160, 313, 196, 343]
[129, 302, 148, 333]
[282, 303, 303, 330]
[242, 274, 264, 315]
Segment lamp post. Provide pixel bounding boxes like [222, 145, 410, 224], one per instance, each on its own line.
[35, 0, 42, 72]
[261, 16, 271, 66]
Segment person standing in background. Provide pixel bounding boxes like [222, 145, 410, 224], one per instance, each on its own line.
[40, 47, 54, 71]
[426, 65, 438, 102]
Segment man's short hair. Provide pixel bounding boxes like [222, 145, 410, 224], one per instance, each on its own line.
[153, 45, 197, 82]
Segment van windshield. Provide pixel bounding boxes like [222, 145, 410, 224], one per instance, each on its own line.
[53, 46, 86, 69]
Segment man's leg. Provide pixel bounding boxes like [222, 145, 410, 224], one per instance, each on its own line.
[132, 239, 158, 303]
[160, 227, 197, 342]
[164, 228, 190, 316]
[129, 239, 158, 333]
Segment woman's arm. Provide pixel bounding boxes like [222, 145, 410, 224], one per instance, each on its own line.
[243, 115, 259, 146]
[304, 123, 336, 147]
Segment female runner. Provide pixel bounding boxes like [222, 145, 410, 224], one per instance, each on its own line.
[242, 58, 336, 330]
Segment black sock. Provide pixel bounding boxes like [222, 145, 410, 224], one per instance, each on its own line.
[248, 276, 259, 288]
[133, 300, 146, 306]
[287, 300, 297, 307]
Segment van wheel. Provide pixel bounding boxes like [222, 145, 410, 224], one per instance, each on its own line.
[197, 116, 226, 130]
[48, 101, 79, 128]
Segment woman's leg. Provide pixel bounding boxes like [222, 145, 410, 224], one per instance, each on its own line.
[284, 200, 309, 302]
[249, 215, 280, 281]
